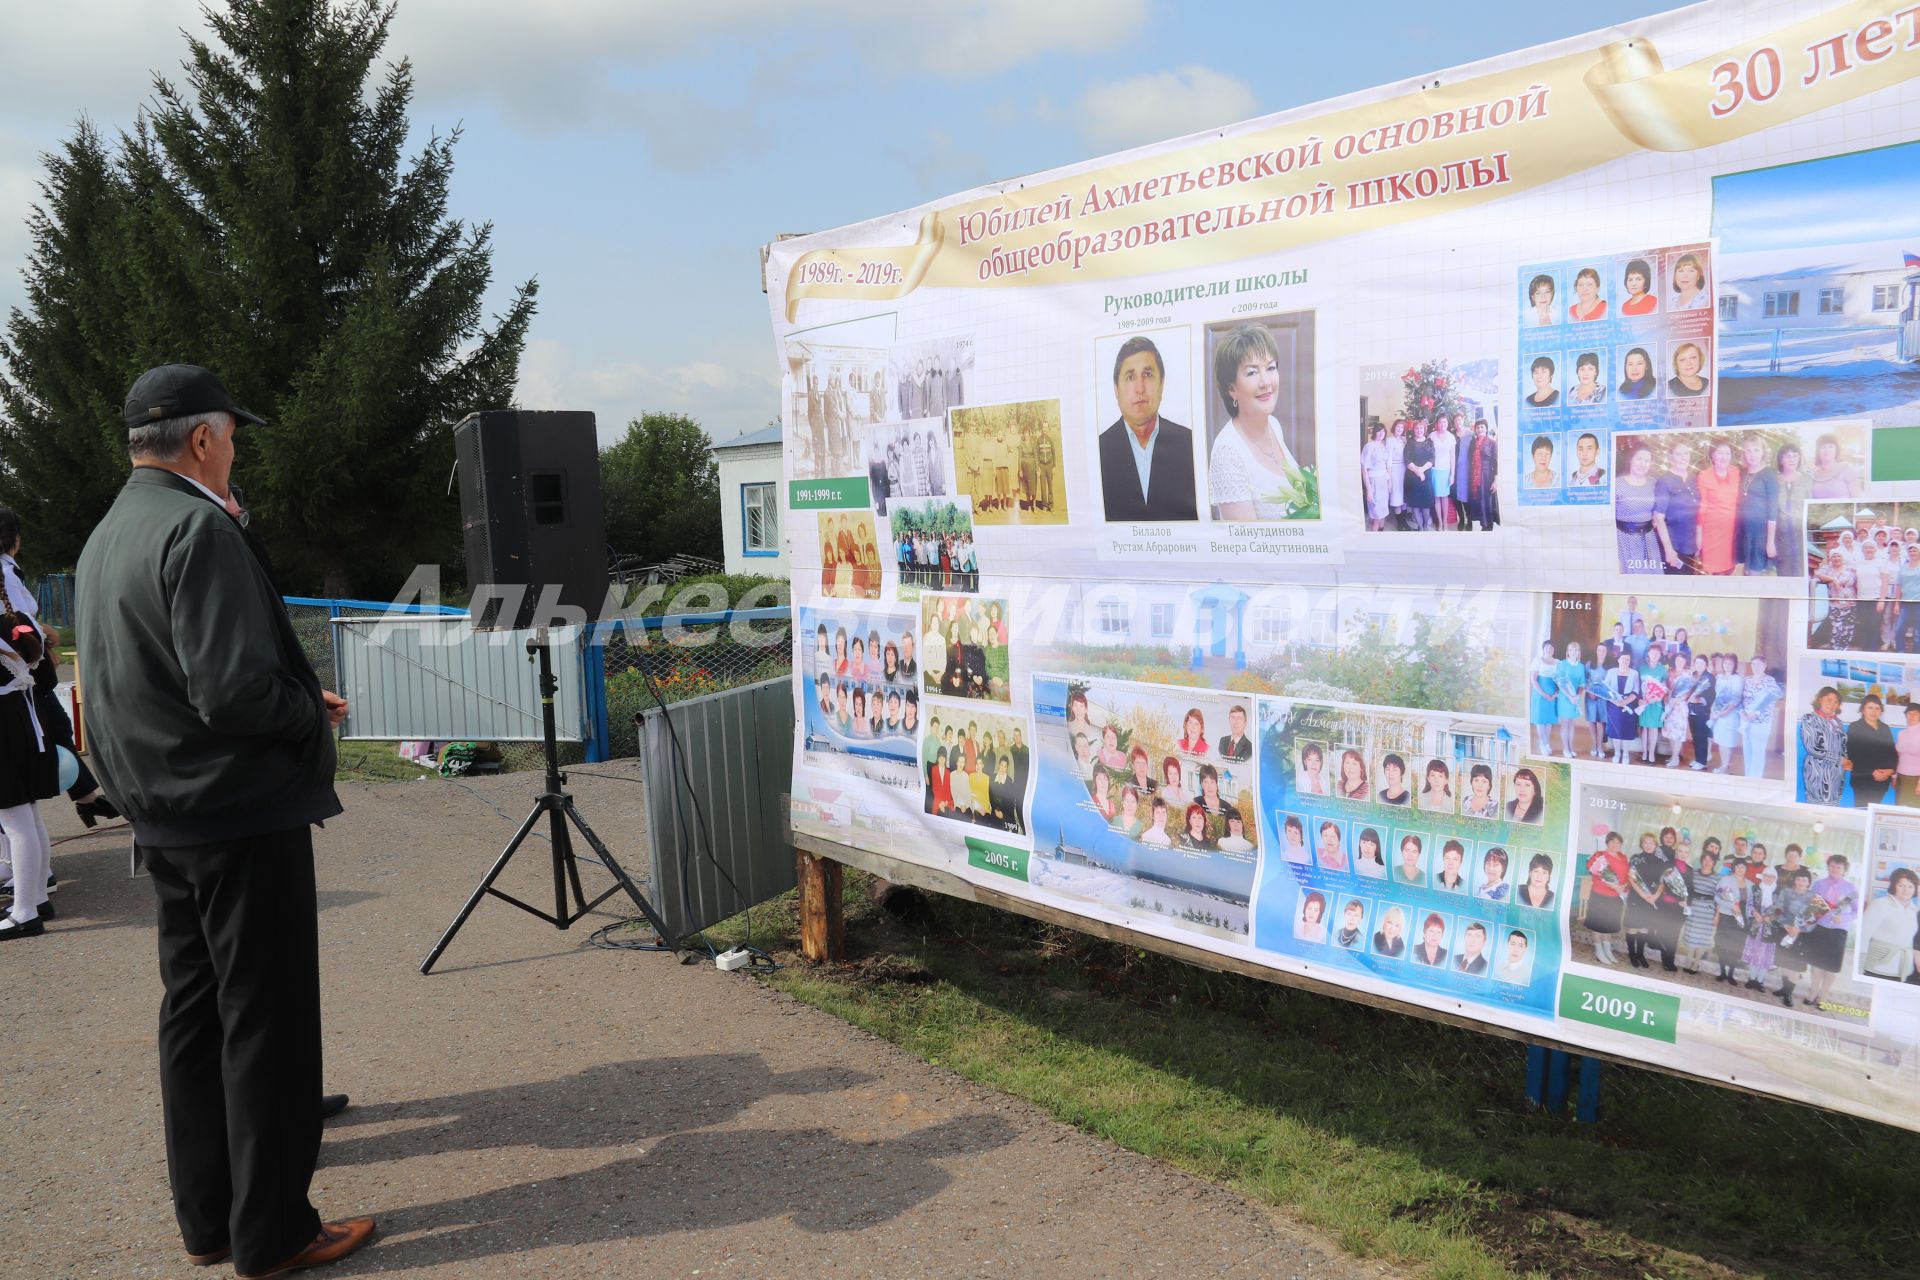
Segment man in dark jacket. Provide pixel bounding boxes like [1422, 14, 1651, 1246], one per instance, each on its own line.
[75, 365, 374, 1278]
[1097, 336, 1198, 522]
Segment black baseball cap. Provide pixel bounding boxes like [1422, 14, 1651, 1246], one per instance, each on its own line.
[122, 363, 266, 431]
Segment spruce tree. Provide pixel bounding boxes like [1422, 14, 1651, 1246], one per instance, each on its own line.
[0, 0, 536, 594]
[0, 123, 145, 567]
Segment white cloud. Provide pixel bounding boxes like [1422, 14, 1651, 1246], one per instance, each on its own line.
[0, 3, 1149, 131]
[517, 338, 778, 445]
[1073, 65, 1259, 153]
[389, 0, 1148, 126]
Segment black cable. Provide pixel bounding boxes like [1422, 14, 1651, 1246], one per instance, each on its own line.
[588, 916, 708, 955]
[434, 655, 773, 968]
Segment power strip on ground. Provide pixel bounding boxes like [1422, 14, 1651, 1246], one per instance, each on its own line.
[715, 948, 753, 972]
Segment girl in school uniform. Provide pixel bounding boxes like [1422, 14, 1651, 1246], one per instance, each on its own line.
[0, 611, 58, 940]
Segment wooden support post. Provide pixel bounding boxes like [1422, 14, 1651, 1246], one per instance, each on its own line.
[795, 848, 844, 963]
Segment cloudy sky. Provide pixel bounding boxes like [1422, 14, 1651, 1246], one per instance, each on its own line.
[0, 0, 1667, 444]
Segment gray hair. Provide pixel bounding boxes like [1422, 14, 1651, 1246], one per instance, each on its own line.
[127, 410, 233, 462]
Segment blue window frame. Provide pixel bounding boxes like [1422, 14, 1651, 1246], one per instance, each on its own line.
[741, 482, 778, 556]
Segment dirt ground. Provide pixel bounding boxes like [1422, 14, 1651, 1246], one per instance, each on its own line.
[16, 762, 1396, 1279]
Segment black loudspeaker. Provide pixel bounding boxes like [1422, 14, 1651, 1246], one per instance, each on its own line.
[454, 410, 608, 631]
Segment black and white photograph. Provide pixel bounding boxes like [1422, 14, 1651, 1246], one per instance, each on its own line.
[890, 335, 974, 423]
[866, 417, 952, 517]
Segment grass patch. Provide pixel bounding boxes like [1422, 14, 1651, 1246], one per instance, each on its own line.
[334, 739, 437, 783]
[701, 875, 1920, 1280]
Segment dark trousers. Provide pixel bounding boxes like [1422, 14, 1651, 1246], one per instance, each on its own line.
[1856, 600, 1884, 651]
[144, 828, 324, 1271]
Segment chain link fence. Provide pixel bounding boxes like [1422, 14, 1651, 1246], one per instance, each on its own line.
[286, 603, 341, 688]
[597, 614, 793, 760]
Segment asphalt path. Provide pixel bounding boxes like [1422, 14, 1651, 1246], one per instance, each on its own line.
[16, 762, 1394, 1279]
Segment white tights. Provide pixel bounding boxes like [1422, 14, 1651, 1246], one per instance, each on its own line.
[1, 802, 49, 922]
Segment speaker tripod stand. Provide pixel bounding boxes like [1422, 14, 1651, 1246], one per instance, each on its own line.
[420, 629, 675, 973]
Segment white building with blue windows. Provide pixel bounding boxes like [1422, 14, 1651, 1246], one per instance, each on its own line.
[712, 424, 786, 575]
[1717, 242, 1920, 374]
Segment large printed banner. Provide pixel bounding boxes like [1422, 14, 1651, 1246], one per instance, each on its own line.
[767, 0, 1920, 1131]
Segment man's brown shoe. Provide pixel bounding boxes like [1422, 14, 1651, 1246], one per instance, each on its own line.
[236, 1219, 375, 1278]
[185, 1244, 231, 1266]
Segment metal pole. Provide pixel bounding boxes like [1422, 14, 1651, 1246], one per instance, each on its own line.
[1576, 1057, 1603, 1123]
[1525, 1044, 1548, 1107]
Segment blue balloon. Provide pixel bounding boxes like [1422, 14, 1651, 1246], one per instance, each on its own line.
[56, 745, 79, 793]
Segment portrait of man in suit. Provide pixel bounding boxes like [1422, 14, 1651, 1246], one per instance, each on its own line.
[1097, 335, 1198, 522]
[1216, 704, 1252, 761]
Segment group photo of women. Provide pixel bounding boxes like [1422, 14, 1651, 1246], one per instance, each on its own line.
[1571, 787, 1870, 1019]
[1064, 685, 1260, 856]
[889, 497, 978, 594]
[1356, 414, 1500, 532]
[921, 710, 1028, 834]
[800, 611, 922, 786]
[865, 418, 951, 518]
[1532, 592, 1789, 777]
[890, 336, 972, 424]
[1613, 424, 1866, 577]
[919, 593, 1011, 703]
[1807, 502, 1920, 654]
[805, 611, 921, 739]
[816, 511, 883, 600]
[1794, 675, 1920, 809]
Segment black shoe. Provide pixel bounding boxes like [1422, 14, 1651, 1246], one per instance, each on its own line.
[0, 914, 45, 941]
[320, 1093, 350, 1120]
[7, 891, 55, 919]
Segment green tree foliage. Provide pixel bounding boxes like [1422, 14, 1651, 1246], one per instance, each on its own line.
[600, 412, 722, 563]
[0, 0, 535, 593]
[888, 498, 969, 541]
[1280, 613, 1518, 716]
